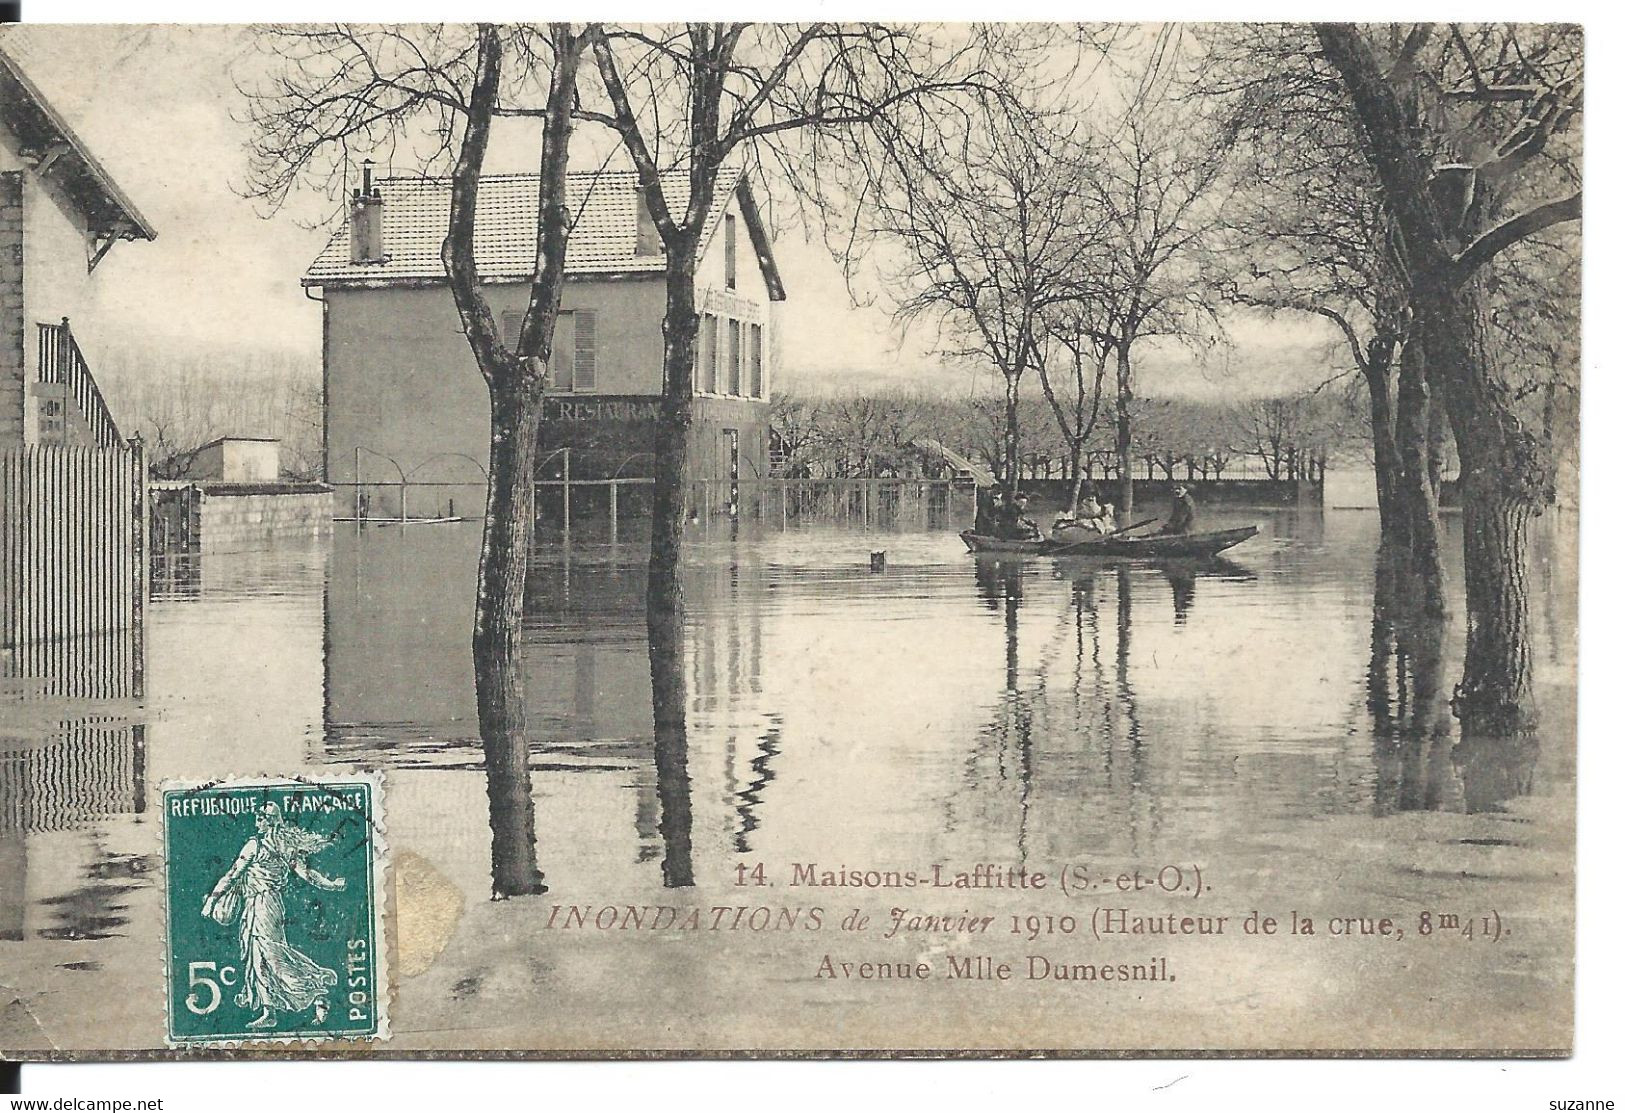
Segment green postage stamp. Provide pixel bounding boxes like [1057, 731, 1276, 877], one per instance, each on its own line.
[161, 774, 389, 1046]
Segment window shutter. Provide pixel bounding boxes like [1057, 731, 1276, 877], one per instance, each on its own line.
[700, 315, 717, 394]
[728, 319, 742, 395]
[501, 309, 524, 350]
[573, 309, 596, 391]
[749, 324, 763, 397]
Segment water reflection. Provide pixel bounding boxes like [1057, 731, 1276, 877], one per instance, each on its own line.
[308, 511, 1577, 900]
[0, 509, 1578, 1050]
[1365, 550, 1542, 816]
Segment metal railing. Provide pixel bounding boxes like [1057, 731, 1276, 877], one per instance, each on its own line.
[37, 318, 123, 449]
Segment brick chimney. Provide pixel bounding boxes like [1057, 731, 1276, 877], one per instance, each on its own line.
[634, 182, 661, 256]
[349, 160, 386, 266]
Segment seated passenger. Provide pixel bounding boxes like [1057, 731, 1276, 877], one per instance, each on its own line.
[1076, 491, 1112, 534]
[997, 493, 1043, 541]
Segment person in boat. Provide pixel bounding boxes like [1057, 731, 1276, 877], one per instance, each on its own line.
[996, 492, 1043, 541]
[1055, 490, 1112, 541]
[1159, 484, 1197, 535]
[975, 490, 1002, 536]
[1077, 490, 1115, 534]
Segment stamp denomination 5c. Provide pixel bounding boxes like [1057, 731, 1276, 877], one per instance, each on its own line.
[161, 775, 388, 1046]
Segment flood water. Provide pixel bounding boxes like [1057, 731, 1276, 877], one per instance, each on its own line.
[0, 506, 1577, 1053]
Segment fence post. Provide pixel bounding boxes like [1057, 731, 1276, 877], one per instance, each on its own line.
[608, 478, 618, 545]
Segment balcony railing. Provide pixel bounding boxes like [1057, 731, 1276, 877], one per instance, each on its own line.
[37, 318, 122, 449]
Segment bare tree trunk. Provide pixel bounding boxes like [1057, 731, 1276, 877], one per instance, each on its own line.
[1067, 452, 1087, 517]
[650, 244, 698, 635]
[1455, 472, 1536, 733]
[1114, 344, 1133, 518]
[1002, 371, 1020, 501]
[475, 382, 547, 896]
[441, 24, 582, 898]
[1392, 336, 1446, 617]
[646, 241, 699, 889]
[1430, 291, 1552, 734]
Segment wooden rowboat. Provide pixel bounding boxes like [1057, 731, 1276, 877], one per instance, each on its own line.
[959, 525, 1259, 560]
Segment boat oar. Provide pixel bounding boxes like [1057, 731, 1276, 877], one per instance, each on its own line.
[1049, 517, 1159, 554]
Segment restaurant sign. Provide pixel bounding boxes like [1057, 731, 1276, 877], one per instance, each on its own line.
[543, 397, 661, 423]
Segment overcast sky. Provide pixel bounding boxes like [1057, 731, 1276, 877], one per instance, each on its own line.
[3, 24, 1339, 401]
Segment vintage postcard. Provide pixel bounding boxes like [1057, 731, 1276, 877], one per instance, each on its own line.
[0, 21, 1579, 1058]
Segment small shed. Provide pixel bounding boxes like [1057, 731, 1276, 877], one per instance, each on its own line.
[188, 437, 280, 484]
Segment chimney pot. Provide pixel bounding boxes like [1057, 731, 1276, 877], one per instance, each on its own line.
[349, 162, 386, 266]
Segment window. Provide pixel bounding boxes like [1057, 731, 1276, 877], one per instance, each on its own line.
[503, 309, 598, 393]
[699, 315, 718, 394]
[749, 323, 763, 398]
[724, 213, 737, 290]
[727, 319, 742, 396]
[573, 309, 596, 391]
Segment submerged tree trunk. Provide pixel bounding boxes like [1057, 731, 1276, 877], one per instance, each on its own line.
[648, 576, 694, 888]
[1068, 455, 1088, 517]
[1392, 337, 1446, 617]
[1002, 371, 1021, 502]
[646, 242, 700, 889]
[1427, 290, 1552, 734]
[1314, 24, 1571, 739]
[1361, 345, 1401, 536]
[474, 382, 548, 896]
[650, 244, 699, 626]
[1114, 343, 1134, 519]
[441, 24, 582, 898]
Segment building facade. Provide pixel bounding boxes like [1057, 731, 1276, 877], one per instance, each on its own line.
[303, 168, 784, 520]
[0, 41, 155, 449]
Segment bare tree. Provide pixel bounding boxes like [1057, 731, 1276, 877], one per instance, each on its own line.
[1083, 81, 1232, 518]
[242, 23, 591, 896]
[572, 24, 1029, 795]
[1228, 393, 1343, 482]
[1032, 306, 1112, 515]
[1314, 23, 1581, 733]
[767, 389, 825, 478]
[854, 99, 1099, 501]
[1204, 23, 1454, 617]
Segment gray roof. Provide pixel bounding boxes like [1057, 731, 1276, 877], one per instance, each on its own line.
[303, 166, 784, 298]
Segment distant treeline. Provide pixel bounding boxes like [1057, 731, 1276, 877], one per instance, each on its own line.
[771, 384, 1405, 485]
[94, 345, 322, 481]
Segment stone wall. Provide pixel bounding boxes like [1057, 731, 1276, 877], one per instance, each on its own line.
[195, 489, 333, 554]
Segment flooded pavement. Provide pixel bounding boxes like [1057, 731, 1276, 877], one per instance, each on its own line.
[0, 507, 1576, 1053]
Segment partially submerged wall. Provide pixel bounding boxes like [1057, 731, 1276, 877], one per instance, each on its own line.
[153, 484, 333, 554]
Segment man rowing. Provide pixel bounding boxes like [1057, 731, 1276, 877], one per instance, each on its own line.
[1159, 484, 1197, 535]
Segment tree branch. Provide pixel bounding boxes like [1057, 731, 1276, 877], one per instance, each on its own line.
[441, 24, 507, 388]
[1453, 190, 1581, 280]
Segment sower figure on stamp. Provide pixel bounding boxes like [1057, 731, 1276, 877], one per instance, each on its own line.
[202, 801, 345, 1030]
